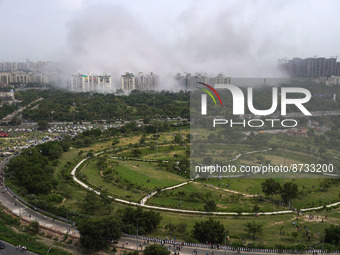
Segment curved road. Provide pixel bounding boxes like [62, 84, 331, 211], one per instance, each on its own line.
[1, 152, 340, 255]
[0, 240, 37, 255]
[0, 157, 80, 238]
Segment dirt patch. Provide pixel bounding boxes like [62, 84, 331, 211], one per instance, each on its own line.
[302, 214, 326, 223]
[272, 221, 285, 225]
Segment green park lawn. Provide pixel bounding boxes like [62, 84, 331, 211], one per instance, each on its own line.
[78, 156, 187, 201]
[200, 178, 340, 209]
[149, 207, 340, 246]
[112, 159, 187, 190]
[8, 129, 337, 248]
[148, 182, 286, 212]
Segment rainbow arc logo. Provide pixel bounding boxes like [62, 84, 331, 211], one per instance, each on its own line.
[197, 82, 223, 106]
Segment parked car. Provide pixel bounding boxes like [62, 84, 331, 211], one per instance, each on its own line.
[0, 241, 5, 249]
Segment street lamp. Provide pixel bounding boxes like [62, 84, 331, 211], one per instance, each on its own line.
[47, 245, 54, 254]
[224, 229, 227, 254]
[136, 218, 139, 237]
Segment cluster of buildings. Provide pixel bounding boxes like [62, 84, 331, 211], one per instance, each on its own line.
[279, 57, 340, 84]
[0, 59, 58, 72]
[69, 73, 112, 92]
[70, 71, 231, 93]
[0, 71, 55, 86]
[175, 72, 231, 89]
[0, 60, 59, 87]
[121, 72, 159, 92]
[0, 91, 18, 107]
[69, 71, 160, 93]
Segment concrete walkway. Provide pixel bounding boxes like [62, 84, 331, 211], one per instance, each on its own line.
[71, 157, 340, 215]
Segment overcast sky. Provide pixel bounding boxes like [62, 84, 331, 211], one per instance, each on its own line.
[1, 0, 340, 77]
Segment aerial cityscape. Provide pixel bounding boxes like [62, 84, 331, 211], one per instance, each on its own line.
[1, 0, 340, 255]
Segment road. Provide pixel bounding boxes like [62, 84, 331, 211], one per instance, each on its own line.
[1, 97, 43, 124]
[116, 237, 271, 255]
[0, 157, 79, 238]
[1, 151, 339, 254]
[0, 240, 37, 255]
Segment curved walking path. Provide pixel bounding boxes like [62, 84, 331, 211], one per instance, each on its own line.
[230, 148, 272, 162]
[140, 181, 189, 205]
[71, 157, 340, 216]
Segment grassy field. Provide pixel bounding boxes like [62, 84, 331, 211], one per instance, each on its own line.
[149, 207, 340, 246]
[200, 178, 340, 209]
[79, 158, 145, 201]
[148, 182, 286, 212]
[6, 127, 338, 249]
[79, 156, 187, 201]
[114, 160, 187, 190]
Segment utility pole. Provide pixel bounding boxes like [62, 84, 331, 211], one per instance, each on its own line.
[153, 97, 158, 157]
[322, 233, 324, 253]
[224, 229, 227, 254]
[283, 142, 286, 185]
[136, 218, 139, 237]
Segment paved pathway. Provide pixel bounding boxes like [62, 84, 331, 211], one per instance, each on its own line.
[1, 153, 340, 254]
[70, 157, 340, 215]
[140, 181, 189, 205]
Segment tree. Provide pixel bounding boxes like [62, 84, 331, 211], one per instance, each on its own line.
[261, 179, 281, 198]
[324, 224, 340, 245]
[280, 182, 298, 203]
[82, 191, 101, 213]
[86, 151, 94, 158]
[139, 134, 147, 145]
[131, 148, 142, 158]
[112, 139, 119, 147]
[6, 146, 57, 194]
[243, 221, 263, 239]
[192, 218, 226, 244]
[144, 244, 170, 255]
[174, 133, 182, 144]
[204, 200, 217, 212]
[26, 220, 40, 234]
[78, 217, 122, 250]
[37, 120, 49, 130]
[119, 207, 161, 235]
[99, 189, 112, 209]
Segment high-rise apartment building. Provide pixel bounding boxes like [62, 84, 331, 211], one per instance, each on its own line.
[175, 72, 230, 89]
[279, 57, 340, 77]
[121, 72, 135, 91]
[70, 73, 112, 92]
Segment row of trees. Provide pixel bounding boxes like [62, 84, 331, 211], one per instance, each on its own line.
[261, 179, 298, 203]
[22, 90, 190, 122]
[78, 207, 161, 250]
[6, 141, 70, 194]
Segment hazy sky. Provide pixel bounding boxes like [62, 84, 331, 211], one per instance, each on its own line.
[1, 0, 340, 77]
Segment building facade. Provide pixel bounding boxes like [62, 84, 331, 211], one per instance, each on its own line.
[279, 57, 340, 78]
[134, 72, 159, 91]
[70, 73, 112, 92]
[0, 71, 52, 86]
[121, 72, 136, 91]
[175, 72, 231, 89]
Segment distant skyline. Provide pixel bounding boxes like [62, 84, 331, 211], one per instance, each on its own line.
[1, 0, 340, 79]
